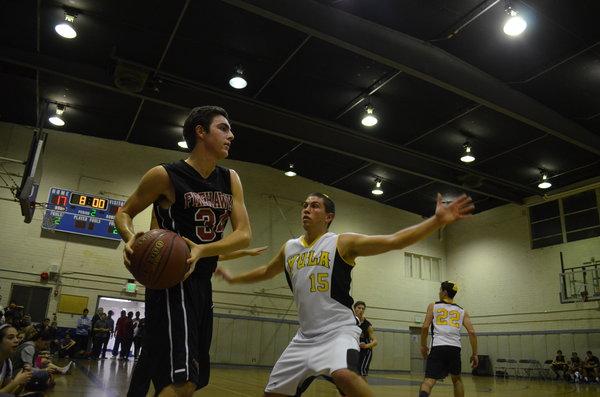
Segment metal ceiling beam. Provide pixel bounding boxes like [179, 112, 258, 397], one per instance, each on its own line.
[219, 0, 600, 156]
[477, 135, 547, 165]
[509, 40, 600, 85]
[403, 104, 482, 146]
[333, 70, 402, 120]
[384, 182, 436, 203]
[431, 0, 501, 42]
[254, 35, 311, 99]
[329, 162, 371, 186]
[0, 46, 525, 204]
[270, 142, 303, 166]
[124, 0, 191, 142]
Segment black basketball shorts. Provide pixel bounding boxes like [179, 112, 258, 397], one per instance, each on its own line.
[425, 345, 462, 379]
[358, 348, 373, 376]
[142, 277, 214, 393]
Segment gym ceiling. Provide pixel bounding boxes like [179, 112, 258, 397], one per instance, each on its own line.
[1, 0, 599, 216]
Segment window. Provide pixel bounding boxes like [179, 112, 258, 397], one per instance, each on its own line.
[563, 190, 600, 243]
[529, 200, 562, 249]
[529, 188, 600, 249]
[405, 253, 442, 281]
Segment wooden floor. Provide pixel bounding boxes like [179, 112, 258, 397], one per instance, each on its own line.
[45, 358, 600, 396]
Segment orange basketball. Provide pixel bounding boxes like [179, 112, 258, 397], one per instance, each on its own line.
[129, 229, 190, 289]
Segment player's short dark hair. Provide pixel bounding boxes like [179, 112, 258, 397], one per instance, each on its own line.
[441, 281, 458, 299]
[587, 351, 592, 355]
[306, 192, 335, 228]
[353, 301, 366, 309]
[557, 350, 562, 354]
[183, 106, 229, 150]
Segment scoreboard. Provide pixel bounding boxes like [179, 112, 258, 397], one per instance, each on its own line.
[42, 187, 125, 241]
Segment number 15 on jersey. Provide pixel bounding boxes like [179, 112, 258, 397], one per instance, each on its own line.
[309, 273, 329, 292]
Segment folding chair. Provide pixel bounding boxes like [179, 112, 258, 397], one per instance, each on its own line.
[529, 359, 544, 379]
[518, 359, 531, 378]
[495, 358, 508, 378]
[506, 359, 519, 377]
[541, 359, 554, 380]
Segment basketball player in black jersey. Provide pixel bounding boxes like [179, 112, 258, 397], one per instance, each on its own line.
[353, 301, 377, 381]
[116, 106, 252, 397]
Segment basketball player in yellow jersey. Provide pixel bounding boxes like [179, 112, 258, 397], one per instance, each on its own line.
[217, 192, 473, 397]
[419, 281, 478, 397]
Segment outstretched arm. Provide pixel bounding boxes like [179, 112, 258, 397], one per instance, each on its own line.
[420, 303, 434, 359]
[216, 245, 285, 284]
[463, 311, 478, 368]
[218, 246, 268, 261]
[339, 193, 473, 262]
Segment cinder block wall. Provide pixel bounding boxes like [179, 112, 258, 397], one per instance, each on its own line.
[1, 121, 598, 372]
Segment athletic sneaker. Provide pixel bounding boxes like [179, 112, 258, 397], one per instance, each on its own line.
[57, 361, 75, 374]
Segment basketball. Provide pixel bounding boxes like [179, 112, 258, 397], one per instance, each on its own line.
[129, 229, 191, 289]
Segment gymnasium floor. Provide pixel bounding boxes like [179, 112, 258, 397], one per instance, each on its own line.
[45, 359, 600, 396]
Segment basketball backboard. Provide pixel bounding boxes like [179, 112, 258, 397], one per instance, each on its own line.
[17, 129, 46, 223]
[559, 263, 600, 303]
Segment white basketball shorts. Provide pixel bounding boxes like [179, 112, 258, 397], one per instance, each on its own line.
[264, 325, 361, 396]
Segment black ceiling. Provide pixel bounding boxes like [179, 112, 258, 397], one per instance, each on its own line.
[1, 0, 599, 216]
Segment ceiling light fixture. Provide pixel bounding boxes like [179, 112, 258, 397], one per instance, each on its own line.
[460, 142, 475, 163]
[361, 105, 378, 127]
[55, 13, 77, 39]
[538, 170, 552, 189]
[503, 4, 527, 36]
[229, 66, 247, 89]
[48, 104, 66, 126]
[177, 140, 188, 149]
[284, 164, 297, 177]
[371, 178, 383, 195]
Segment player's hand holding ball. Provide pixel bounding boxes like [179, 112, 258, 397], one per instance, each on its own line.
[182, 237, 209, 280]
[123, 231, 145, 268]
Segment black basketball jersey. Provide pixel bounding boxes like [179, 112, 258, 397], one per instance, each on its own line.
[358, 318, 372, 345]
[153, 160, 232, 278]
